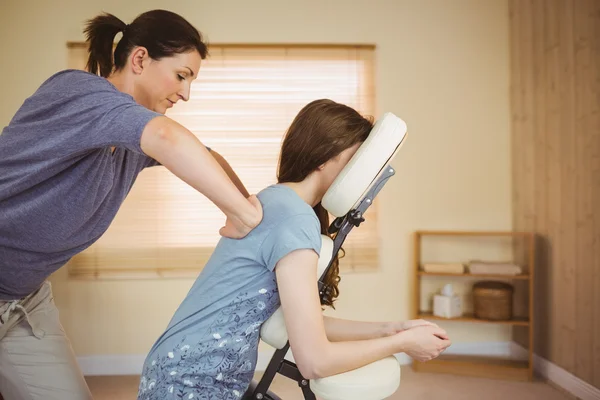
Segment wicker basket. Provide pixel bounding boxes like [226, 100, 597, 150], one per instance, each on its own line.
[472, 281, 513, 321]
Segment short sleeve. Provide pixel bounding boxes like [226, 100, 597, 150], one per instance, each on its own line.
[65, 75, 162, 154]
[12, 70, 162, 156]
[258, 214, 322, 271]
[87, 98, 161, 153]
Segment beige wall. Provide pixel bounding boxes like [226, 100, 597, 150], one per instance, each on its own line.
[0, 0, 512, 357]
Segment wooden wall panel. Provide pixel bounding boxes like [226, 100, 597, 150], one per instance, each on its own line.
[589, 0, 600, 388]
[509, 0, 600, 388]
[573, 0, 596, 385]
[509, 0, 530, 349]
[557, 0, 579, 380]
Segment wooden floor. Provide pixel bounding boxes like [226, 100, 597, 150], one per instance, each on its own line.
[85, 366, 575, 400]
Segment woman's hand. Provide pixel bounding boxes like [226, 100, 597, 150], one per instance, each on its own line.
[219, 194, 263, 239]
[382, 319, 443, 337]
[395, 325, 451, 362]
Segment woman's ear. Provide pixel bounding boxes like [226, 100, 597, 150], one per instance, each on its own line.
[129, 46, 149, 75]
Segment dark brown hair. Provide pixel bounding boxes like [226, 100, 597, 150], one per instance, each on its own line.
[277, 99, 374, 307]
[84, 10, 208, 77]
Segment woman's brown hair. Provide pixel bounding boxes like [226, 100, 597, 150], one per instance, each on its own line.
[84, 9, 209, 78]
[277, 99, 374, 307]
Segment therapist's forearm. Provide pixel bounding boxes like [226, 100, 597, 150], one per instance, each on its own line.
[209, 149, 250, 198]
[140, 116, 258, 225]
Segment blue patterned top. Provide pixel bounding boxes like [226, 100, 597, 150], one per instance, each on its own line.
[137, 184, 321, 400]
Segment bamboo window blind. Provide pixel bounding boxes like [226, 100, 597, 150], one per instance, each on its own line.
[66, 44, 378, 278]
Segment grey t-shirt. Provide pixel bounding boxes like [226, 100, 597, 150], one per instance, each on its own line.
[137, 184, 322, 400]
[0, 69, 162, 300]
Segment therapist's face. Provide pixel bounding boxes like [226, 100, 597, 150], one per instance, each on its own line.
[130, 48, 202, 114]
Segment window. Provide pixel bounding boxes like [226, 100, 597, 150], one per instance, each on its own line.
[67, 44, 378, 278]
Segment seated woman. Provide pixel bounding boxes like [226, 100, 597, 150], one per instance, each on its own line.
[137, 99, 451, 400]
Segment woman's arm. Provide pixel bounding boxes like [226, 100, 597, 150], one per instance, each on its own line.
[140, 116, 261, 238]
[209, 149, 250, 198]
[275, 249, 451, 380]
[323, 317, 441, 342]
[323, 317, 390, 342]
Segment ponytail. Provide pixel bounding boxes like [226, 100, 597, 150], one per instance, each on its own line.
[313, 202, 342, 308]
[82, 10, 208, 79]
[84, 13, 127, 77]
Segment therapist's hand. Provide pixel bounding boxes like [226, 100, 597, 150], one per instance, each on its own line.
[219, 194, 263, 239]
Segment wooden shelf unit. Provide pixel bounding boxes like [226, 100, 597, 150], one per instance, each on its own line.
[417, 312, 530, 327]
[412, 230, 536, 381]
[417, 271, 530, 280]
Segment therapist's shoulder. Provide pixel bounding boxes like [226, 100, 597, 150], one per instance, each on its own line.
[41, 69, 99, 87]
[39, 69, 125, 98]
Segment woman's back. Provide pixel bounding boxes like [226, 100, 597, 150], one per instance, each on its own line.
[138, 184, 321, 399]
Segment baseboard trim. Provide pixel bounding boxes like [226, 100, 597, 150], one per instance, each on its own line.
[510, 344, 600, 400]
[537, 356, 600, 400]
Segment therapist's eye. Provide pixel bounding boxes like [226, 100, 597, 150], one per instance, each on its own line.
[177, 74, 185, 81]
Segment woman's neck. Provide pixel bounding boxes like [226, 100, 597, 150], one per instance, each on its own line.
[280, 174, 324, 207]
[107, 71, 136, 99]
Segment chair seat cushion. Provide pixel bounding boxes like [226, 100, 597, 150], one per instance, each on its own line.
[309, 356, 401, 400]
